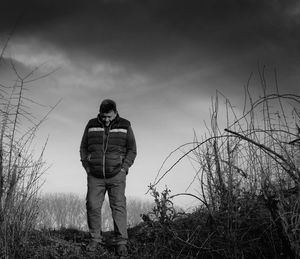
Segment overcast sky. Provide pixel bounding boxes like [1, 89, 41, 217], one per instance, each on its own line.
[1, 0, 300, 208]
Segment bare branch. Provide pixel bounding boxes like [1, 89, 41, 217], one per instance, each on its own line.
[224, 128, 299, 182]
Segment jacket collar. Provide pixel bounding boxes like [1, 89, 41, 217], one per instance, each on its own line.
[97, 113, 120, 127]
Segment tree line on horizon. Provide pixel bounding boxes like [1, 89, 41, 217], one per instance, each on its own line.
[36, 192, 154, 231]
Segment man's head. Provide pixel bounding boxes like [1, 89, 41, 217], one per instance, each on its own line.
[99, 99, 117, 126]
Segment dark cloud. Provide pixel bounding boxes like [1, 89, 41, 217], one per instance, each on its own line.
[1, 0, 300, 82]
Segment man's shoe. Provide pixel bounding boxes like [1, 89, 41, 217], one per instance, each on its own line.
[116, 244, 128, 257]
[86, 240, 99, 252]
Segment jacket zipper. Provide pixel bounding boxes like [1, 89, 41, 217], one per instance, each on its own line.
[103, 124, 112, 178]
[103, 129, 106, 179]
[98, 119, 106, 179]
[98, 115, 117, 179]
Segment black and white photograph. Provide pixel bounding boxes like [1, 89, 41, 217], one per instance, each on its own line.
[1, 0, 300, 258]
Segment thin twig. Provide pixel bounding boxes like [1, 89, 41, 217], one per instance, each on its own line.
[224, 128, 299, 182]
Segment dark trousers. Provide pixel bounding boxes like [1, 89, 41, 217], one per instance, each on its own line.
[86, 171, 127, 245]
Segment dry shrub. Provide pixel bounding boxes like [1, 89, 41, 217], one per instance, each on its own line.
[0, 43, 57, 257]
[147, 68, 300, 258]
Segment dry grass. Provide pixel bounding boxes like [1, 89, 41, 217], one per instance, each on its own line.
[150, 68, 300, 258]
[0, 43, 57, 258]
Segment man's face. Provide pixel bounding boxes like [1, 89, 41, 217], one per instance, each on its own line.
[100, 110, 117, 126]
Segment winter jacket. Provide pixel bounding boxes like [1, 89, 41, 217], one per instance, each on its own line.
[80, 114, 137, 178]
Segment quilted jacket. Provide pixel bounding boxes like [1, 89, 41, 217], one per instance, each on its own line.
[80, 114, 137, 178]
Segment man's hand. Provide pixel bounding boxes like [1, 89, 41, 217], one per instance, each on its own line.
[81, 160, 90, 174]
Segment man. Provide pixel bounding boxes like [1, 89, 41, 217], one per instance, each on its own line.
[80, 99, 137, 256]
